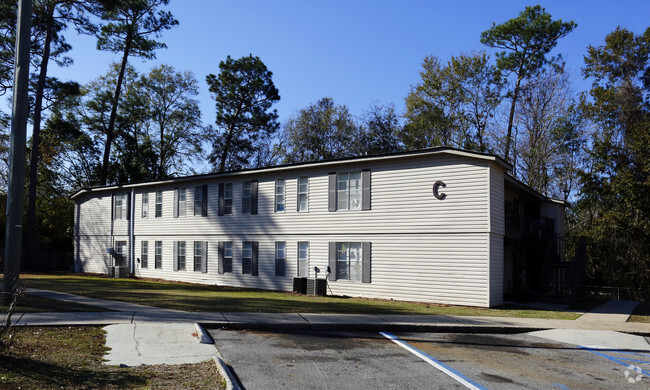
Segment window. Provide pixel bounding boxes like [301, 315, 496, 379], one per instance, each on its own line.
[275, 178, 285, 212]
[242, 181, 252, 214]
[114, 241, 127, 267]
[275, 241, 286, 276]
[329, 171, 370, 211]
[155, 241, 162, 269]
[142, 193, 149, 218]
[175, 241, 186, 271]
[219, 183, 233, 215]
[175, 188, 186, 217]
[337, 172, 362, 210]
[242, 241, 252, 274]
[220, 241, 233, 273]
[194, 241, 203, 272]
[297, 241, 309, 277]
[113, 194, 128, 220]
[141, 241, 148, 268]
[155, 191, 163, 218]
[336, 242, 362, 281]
[297, 177, 309, 212]
[194, 185, 207, 216]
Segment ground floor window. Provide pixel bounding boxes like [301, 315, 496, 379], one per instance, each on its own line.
[141, 241, 148, 268]
[275, 241, 286, 276]
[221, 241, 233, 273]
[114, 241, 127, 267]
[336, 242, 362, 281]
[297, 241, 309, 277]
[242, 241, 252, 274]
[155, 241, 162, 269]
[175, 241, 186, 271]
[193, 241, 206, 272]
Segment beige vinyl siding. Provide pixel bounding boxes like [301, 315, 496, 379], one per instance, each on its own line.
[75, 151, 504, 307]
[488, 165, 505, 306]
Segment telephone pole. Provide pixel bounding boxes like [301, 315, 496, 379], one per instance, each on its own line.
[4, 0, 32, 301]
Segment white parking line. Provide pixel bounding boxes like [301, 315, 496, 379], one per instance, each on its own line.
[380, 332, 487, 390]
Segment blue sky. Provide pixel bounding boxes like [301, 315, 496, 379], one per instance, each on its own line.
[36, 0, 650, 128]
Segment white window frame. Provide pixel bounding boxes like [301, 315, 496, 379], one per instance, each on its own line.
[154, 241, 162, 269]
[114, 241, 127, 267]
[242, 241, 253, 274]
[178, 187, 187, 217]
[193, 241, 202, 272]
[114, 194, 127, 219]
[224, 183, 233, 214]
[141, 192, 149, 218]
[155, 191, 163, 218]
[336, 242, 362, 281]
[297, 176, 309, 212]
[275, 178, 285, 213]
[141, 241, 148, 268]
[337, 172, 362, 211]
[223, 241, 233, 273]
[297, 241, 309, 277]
[242, 181, 252, 214]
[194, 186, 203, 216]
[275, 241, 286, 276]
[177, 241, 186, 271]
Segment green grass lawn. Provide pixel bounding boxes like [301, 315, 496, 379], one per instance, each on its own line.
[0, 326, 223, 389]
[18, 273, 583, 319]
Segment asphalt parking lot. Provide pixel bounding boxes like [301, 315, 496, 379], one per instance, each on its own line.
[208, 329, 650, 389]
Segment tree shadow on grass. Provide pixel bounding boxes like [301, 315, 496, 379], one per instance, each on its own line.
[0, 355, 149, 389]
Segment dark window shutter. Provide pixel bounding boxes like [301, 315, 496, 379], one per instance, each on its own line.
[173, 241, 179, 271]
[328, 172, 337, 212]
[218, 183, 224, 216]
[111, 194, 115, 221]
[328, 242, 337, 281]
[202, 185, 208, 216]
[126, 194, 131, 220]
[251, 180, 258, 215]
[201, 241, 208, 273]
[217, 241, 224, 274]
[173, 188, 179, 218]
[362, 241, 371, 283]
[251, 241, 259, 276]
[362, 170, 371, 210]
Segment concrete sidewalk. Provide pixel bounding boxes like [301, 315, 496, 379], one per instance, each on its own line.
[10, 289, 650, 335]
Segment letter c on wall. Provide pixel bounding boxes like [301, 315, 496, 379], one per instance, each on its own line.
[433, 181, 447, 200]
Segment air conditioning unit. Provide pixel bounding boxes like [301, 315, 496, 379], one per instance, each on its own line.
[293, 277, 307, 294]
[306, 278, 327, 296]
[111, 266, 129, 278]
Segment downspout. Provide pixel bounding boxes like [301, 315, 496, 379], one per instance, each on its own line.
[130, 188, 136, 276]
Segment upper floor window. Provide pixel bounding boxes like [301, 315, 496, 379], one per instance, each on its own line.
[174, 188, 187, 217]
[328, 170, 371, 212]
[242, 181, 252, 214]
[113, 194, 128, 220]
[275, 178, 285, 212]
[142, 193, 149, 218]
[155, 191, 163, 218]
[297, 176, 309, 212]
[194, 185, 208, 217]
[218, 183, 233, 215]
[338, 172, 361, 210]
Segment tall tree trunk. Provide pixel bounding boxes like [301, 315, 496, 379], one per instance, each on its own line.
[26, 5, 54, 270]
[504, 75, 523, 162]
[100, 31, 132, 185]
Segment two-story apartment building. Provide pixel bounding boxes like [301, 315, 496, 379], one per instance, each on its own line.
[71, 147, 566, 308]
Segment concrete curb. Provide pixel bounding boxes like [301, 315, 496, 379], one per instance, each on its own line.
[212, 356, 240, 390]
[193, 323, 214, 344]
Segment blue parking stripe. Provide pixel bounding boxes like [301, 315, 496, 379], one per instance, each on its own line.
[579, 346, 650, 376]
